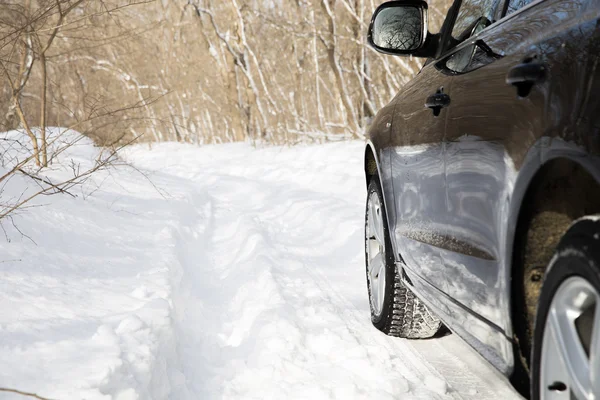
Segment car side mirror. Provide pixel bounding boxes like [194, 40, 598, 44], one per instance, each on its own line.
[367, 0, 435, 58]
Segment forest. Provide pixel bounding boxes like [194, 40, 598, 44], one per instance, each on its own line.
[0, 0, 452, 148]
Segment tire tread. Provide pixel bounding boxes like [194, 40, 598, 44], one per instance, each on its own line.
[366, 177, 441, 339]
[383, 271, 441, 339]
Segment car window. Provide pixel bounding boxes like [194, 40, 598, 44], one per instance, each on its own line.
[451, 0, 501, 41]
[441, 42, 501, 74]
[505, 0, 538, 15]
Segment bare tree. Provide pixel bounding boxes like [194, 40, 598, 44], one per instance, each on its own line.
[0, 0, 157, 222]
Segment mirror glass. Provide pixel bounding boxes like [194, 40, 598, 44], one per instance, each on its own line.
[372, 6, 423, 51]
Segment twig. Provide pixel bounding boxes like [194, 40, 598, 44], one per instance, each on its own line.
[17, 168, 77, 198]
[0, 388, 54, 400]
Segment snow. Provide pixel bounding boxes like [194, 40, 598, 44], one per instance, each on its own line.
[0, 132, 522, 400]
[424, 375, 448, 395]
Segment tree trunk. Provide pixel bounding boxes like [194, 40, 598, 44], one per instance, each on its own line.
[320, 0, 361, 138]
[40, 51, 48, 167]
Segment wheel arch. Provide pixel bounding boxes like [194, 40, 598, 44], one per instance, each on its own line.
[364, 142, 379, 188]
[364, 141, 401, 262]
[507, 152, 600, 392]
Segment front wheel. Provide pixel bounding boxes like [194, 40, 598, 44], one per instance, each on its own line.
[531, 219, 600, 400]
[365, 177, 441, 339]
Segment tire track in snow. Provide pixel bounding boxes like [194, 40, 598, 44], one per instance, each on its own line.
[195, 177, 513, 399]
[234, 173, 516, 400]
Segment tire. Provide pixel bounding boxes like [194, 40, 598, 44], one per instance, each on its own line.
[365, 177, 441, 339]
[531, 218, 600, 400]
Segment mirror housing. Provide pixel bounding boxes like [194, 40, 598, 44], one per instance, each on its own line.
[367, 0, 438, 58]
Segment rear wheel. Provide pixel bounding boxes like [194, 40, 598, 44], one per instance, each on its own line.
[531, 219, 600, 400]
[365, 177, 441, 338]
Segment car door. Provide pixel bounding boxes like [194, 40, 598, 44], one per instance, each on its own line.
[388, 63, 453, 297]
[440, 0, 595, 333]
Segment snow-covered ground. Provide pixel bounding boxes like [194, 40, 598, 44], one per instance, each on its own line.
[0, 135, 522, 400]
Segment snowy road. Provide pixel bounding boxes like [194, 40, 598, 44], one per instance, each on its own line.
[125, 142, 521, 400]
[0, 138, 522, 399]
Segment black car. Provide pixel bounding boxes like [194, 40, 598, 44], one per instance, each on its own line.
[363, 0, 600, 398]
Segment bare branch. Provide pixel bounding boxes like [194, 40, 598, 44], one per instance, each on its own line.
[0, 388, 54, 400]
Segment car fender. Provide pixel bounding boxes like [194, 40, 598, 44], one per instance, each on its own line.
[365, 102, 398, 260]
[502, 137, 600, 338]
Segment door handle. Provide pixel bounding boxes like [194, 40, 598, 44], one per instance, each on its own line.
[506, 62, 546, 97]
[425, 89, 451, 117]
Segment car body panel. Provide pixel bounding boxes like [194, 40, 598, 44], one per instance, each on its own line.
[437, 0, 554, 336]
[401, 258, 514, 374]
[365, 0, 600, 378]
[388, 63, 454, 295]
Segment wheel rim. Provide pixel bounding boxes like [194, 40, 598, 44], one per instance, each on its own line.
[366, 191, 386, 317]
[541, 276, 600, 400]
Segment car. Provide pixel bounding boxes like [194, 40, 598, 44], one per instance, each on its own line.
[363, 0, 600, 398]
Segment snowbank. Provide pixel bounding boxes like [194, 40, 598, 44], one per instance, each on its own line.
[0, 129, 181, 399]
